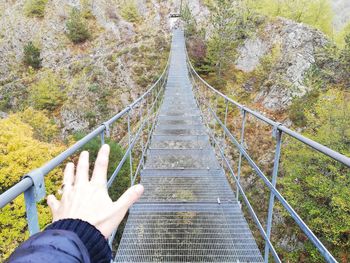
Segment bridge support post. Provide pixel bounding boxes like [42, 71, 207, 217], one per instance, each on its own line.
[23, 169, 46, 235]
[24, 187, 40, 235]
[127, 111, 133, 186]
[264, 127, 283, 262]
[140, 99, 145, 169]
[222, 99, 229, 168]
[100, 131, 105, 145]
[236, 108, 246, 201]
[146, 93, 150, 139]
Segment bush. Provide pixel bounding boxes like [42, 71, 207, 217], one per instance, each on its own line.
[72, 132, 130, 200]
[16, 108, 59, 142]
[120, 1, 140, 23]
[24, 0, 48, 18]
[289, 89, 320, 127]
[66, 8, 91, 44]
[23, 42, 42, 69]
[29, 71, 66, 111]
[0, 115, 63, 261]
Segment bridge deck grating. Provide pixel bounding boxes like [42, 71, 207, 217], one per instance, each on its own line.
[114, 28, 263, 262]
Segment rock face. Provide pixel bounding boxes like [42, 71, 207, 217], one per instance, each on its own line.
[235, 18, 328, 111]
[235, 38, 269, 72]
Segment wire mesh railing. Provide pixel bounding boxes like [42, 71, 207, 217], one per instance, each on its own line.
[0, 52, 170, 246]
[186, 50, 350, 263]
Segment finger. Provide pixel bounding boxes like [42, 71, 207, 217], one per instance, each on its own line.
[112, 184, 144, 215]
[91, 144, 110, 185]
[47, 195, 60, 213]
[75, 151, 89, 185]
[63, 162, 75, 188]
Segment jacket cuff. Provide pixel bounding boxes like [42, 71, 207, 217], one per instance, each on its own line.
[45, 219, 112, 263]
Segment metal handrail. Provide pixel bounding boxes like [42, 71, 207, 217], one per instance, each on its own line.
[186, 50, 345, 262]
[0, 49, 171, 237]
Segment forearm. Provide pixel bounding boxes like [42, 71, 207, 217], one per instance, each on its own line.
[6, 219, 111, 263]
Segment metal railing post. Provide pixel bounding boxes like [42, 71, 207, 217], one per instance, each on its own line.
[23, 169, 46, 235]
[100, 131, 105, 145]
[222, 99, 229, 167]
[264, 127, 283, 262]
[147, 93, 151, 135]
[127, 111, 133, 186]
[24, 187, 40, 235]
[140, 99, 145, 168]
[236, 108, 246, 201]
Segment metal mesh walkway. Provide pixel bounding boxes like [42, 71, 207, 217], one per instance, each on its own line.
[114, 29, 263, 262]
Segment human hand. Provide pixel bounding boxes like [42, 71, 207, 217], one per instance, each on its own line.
[47, 144, 144, 238]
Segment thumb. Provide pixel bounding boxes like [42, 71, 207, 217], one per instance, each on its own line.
[112, 184, 144, 217]
[47, 195, 60, 219]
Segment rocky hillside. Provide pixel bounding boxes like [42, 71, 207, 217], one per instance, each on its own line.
[0, 0, 209, 136]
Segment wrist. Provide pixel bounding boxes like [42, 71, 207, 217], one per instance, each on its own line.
[45, 218, 112, 263]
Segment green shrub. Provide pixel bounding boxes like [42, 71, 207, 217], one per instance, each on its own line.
[23, 42, 42, 69]
[289, 89, 320, 127]
[120, 1, 140, 23]
[24, 0, 48, 18]
[29, 71, 66, 111]
[72, 132, 130, 200]
[66, 8, 91, 44]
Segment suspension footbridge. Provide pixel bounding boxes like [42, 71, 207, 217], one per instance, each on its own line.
[115, 29, 263, 262]
[1, 28, 349, 263]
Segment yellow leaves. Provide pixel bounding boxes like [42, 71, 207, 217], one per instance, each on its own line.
[0, 112, 64, 260]
[16, 107, 59, 142]
[0, 114, 64, 189]
[29, 70, 67, 111]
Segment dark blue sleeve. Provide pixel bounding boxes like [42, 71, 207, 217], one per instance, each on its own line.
[6, 229, 90, 263]
[6, 219, 112, 263]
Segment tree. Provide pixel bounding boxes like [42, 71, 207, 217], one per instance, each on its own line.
[182, 3, 197, 37]
[66, 8, 91, 44]
[207, 0, 237, 81]
[23, 42, 42, 69]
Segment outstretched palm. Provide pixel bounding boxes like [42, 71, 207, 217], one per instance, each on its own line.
[47, 144, 144, 238]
